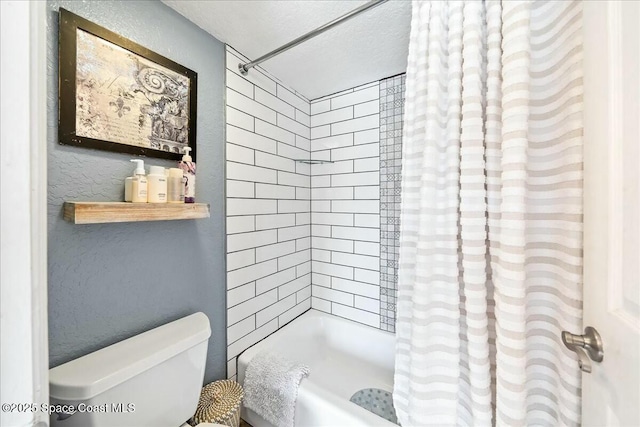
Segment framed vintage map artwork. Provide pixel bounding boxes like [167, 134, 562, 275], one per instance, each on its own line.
[58, 8, 197, 161]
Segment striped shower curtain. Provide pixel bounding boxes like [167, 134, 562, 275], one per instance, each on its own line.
[394, 1, 584, 426]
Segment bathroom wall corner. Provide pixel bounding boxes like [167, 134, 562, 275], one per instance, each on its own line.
[225, 46, 312, 380]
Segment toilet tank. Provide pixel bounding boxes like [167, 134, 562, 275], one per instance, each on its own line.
[49, 312, 211, 427]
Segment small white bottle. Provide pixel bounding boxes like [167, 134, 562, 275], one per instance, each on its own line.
[147, 166, 167, 203]
[130, 159, 148, 203]
[178, 147, 196, 203]
[124, 177, 133, 202]
[167, 167, 185, 203]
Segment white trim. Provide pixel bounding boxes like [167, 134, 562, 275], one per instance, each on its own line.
[606, 0, 623, 316]
[0, 1, 49, 426]
[30, 2, 49, 424]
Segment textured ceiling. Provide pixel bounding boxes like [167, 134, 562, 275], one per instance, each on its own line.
[162, 0, 411, 100]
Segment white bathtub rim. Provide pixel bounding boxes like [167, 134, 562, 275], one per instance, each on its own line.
[238, 309, 395, 367]
[237, 309, 397, 427]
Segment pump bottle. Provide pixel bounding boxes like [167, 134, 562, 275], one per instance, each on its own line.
[178, 147, 196, 203]
[129, 159, 148, 203]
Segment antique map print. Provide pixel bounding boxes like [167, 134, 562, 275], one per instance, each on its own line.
[75, 29, 190, 153]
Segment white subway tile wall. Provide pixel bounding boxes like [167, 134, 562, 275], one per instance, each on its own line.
[225, 58, 406, 376]
[309, 81, 382, 328]
[226, 47, 311, 380]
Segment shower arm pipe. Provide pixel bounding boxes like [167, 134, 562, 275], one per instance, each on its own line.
[238, 0, 389, 75]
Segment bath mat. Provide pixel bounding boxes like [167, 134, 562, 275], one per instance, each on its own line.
[350, 388, 399, 425]
[243, 350, 310, 427]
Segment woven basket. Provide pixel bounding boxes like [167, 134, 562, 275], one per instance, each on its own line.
[191, 380, 244, 427]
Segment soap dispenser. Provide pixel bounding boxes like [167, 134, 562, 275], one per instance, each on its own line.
[178, 147, 196, 203]
[129, 159, 148, 203]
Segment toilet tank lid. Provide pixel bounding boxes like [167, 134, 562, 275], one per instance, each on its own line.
[49, 312, 211, 401]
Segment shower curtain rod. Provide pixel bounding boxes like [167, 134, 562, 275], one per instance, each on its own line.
[238, 0, 389, 75]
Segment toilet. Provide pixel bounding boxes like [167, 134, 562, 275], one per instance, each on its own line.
[49, 312, 225, 427]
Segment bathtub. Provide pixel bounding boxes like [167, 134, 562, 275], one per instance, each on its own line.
[237, 309, 396, 427]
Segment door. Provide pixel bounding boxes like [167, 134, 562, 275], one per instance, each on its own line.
[0, 2, 49, 427]
[582, 1, 640, 425]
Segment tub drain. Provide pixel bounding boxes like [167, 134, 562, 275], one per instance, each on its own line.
[349, 388, 398, 425]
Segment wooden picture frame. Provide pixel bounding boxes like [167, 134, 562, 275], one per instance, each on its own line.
[58, 8, 197, 161]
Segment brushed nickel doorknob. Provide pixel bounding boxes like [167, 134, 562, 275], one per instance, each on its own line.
[562, 326, 604, 373]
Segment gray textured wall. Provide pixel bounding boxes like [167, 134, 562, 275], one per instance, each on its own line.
[47, 0, 226, 382]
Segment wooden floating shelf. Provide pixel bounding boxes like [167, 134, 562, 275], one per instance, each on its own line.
[64, 202, 210, 224]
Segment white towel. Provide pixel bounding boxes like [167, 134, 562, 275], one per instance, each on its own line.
[243, 350, 310, 427]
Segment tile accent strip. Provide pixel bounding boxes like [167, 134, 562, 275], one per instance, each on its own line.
[379, 74, 405, 333]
